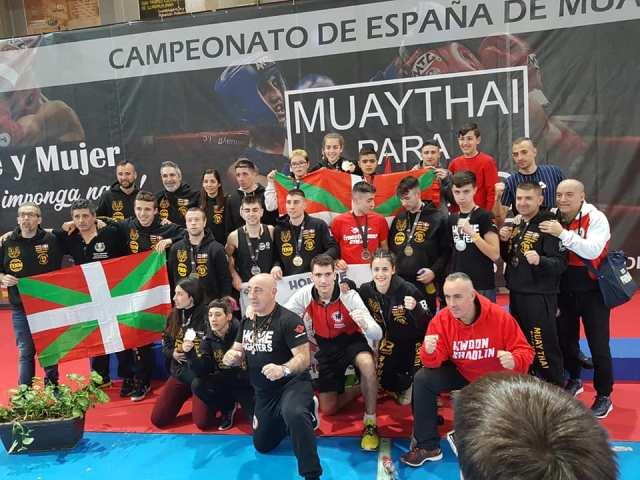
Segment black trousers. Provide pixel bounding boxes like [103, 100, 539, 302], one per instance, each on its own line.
[134, 344, 154, 385]
[509, 292, 564, 386]
[192, 373, 255, 419]
[90, 350, 134, 381]
[378, 338, 421, 394]
[413, 363, 468, 451]
[253, 378, 321, 478]
[558, 289, 613, 396]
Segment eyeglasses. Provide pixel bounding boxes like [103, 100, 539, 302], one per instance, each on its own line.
[18, 212, 40, 218]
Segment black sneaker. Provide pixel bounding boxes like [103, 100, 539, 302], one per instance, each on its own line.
[591, 395, 613, 419]
[564, 378, 584, 397]
[218, 404, 237, 431]
[130, 382, 150, 402]
[119, 378, 135, 397]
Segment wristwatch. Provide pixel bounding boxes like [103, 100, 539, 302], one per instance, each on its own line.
[282, 365, 292, 377]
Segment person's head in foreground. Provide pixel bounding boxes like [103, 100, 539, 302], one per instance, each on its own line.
[453, 372, 618, 480]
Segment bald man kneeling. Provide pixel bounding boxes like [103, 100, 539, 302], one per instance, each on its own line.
[223, 274, 322, 480]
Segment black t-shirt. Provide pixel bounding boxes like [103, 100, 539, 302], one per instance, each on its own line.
[235, 225, 274, 282]
[235, 304, 309, 394]
[54, 224, 126, 265]
[448, 208, 497, 290]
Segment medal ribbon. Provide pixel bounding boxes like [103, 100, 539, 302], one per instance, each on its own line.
[352, 213, 369, 252]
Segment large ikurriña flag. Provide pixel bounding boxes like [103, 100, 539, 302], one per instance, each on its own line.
[17, 251, 171, 368]
[274, 168, 436, 218]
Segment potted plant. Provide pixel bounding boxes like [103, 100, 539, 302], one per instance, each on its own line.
[0, 371, 109, 454]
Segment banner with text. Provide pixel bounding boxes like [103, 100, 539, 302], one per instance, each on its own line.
[0, 0, 638, 277]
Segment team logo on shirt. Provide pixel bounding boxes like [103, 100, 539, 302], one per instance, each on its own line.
[159, 198, 170, 209]
[112, 200, 123, 212]
[150, 235, 163, 246]
[332, 311, 345, 329]
[213, 205, 224, 224]
[258, 242, 270, 251]
[9, 258, 23, 272]
[391, 305, 407, 325]
[113, 211, 125, 221]
[395, 219, 408, 231]
[281, 242, 293, 256]
[129, 241, 139, 253]
[177, 263, 188, 277]
[280, 230, 291, 242]
[7, 247, 20, 259]
[129, 229, 139, 241]
[94, 242, 106, 253]
[304, 239, 315, 251]
[34, 244, 49, 266]
[394, 232, 406, 246]
[177, 249, 188, 263]
[196, 254, 208, 277]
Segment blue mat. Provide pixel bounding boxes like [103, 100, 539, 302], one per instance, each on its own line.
[1, 433, 639, 479]
[580, 339, 640, 381]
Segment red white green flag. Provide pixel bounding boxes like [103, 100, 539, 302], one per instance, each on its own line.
[18, 251, 171, 368]
[274, 167, 436, 217]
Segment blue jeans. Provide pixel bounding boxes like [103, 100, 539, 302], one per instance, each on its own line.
[477, 288, 497, 303]
[11, 305, 59, 386]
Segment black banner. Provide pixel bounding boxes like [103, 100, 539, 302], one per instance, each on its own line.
[0, 0, 638, 277]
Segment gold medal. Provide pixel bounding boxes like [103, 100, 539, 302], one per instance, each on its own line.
[404, 246, 414, 256]
[292, 255, 303, 267]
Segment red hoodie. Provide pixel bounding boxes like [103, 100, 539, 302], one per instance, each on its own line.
[420, 294, 534, 382]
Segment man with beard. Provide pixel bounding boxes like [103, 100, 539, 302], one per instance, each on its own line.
[96, 160, 139, 221]
[156, 161, 199, 227]
[0, 202, 64, 386]
[167, 207, 231, 303]
[499, 182, 566, 387]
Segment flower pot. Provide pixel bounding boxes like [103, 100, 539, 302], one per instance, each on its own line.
[0, 415, 85, 453]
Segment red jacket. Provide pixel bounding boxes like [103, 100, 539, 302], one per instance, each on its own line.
[420, 294, 534, 382]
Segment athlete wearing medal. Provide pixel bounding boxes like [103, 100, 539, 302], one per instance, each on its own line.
[222, 274, 322, 480]
[226, 195, 275, 292]
[357, 250, 432, 405]
[331, 182, 388, 269]
[499, 182, 566, 386]
[272, 189, 338, 277]
[389, 176, 450, 312]
[448, 171, 500, 301]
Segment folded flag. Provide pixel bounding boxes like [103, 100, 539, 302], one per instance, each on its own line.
[18, 251, 171, 368]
